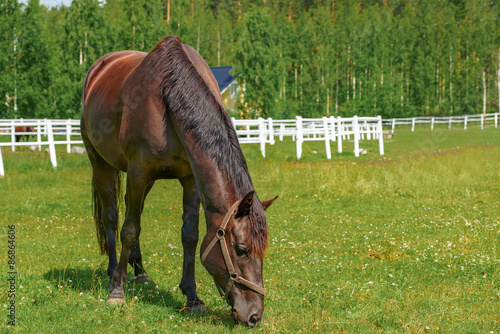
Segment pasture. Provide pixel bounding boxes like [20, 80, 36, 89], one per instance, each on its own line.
[0, 126, 499, 333]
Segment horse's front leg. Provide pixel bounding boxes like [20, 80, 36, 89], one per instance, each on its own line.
[107, 168, 150, 305]
[179, 175, 206, 313]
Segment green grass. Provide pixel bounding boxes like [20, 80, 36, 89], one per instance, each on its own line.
[0, 125, 499, 333]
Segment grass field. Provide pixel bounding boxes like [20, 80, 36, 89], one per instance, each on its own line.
[0, 125, 499, 333]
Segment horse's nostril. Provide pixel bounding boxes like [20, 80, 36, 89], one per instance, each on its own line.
[248, 314, 260, 327]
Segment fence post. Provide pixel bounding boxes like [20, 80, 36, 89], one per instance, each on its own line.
[268, 117, 275, 145]
[66, 119, 72, 153]
[295, 116, 303, 159]
[481, 114, 484, 130]
[411, 118, 415, 132]
[391, 118, 395, 134]
[337, 116, 343, 153]
[0, 148, 4, 177]
[378, 116, 384, 156]
[46, 120, 57, 168]
[11, 122, 15, 152]
[322, 117, 331, 159]
[464, 116, 468, 130]
[431, 117, 435, 131]
[353, 116, 360, 157]
[495, 113, 498, 128]
[448, 117, 452, 130]
[279, 123, 284, 141]
[36, 120, 42, 151]
[258, 117, 266, 157]
[365, 120, 371, 140]
[330, 116, 336, 142]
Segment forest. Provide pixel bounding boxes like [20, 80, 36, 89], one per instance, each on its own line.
[0, 0, 499, 119]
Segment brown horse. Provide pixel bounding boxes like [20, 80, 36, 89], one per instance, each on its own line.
[15, 126, 34, 142]
[81, 36, 277, 327]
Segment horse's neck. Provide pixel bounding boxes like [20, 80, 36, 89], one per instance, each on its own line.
[188, 153, 239, 217]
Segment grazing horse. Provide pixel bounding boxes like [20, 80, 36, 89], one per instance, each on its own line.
[15, 126, 34, 142]
[81, 36, 277, 327]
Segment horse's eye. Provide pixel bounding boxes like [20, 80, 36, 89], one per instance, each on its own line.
[235, 245, 249, 257]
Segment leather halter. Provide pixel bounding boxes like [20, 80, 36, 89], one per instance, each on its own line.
[201, 200, 266, 301]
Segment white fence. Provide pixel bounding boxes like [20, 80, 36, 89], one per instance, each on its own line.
[383, 113, 500, 133]
[0, 116, 385, 176]
[2, 112, 497, 176]
[232, 116, 384, 159]
[0, 119, 83, 176]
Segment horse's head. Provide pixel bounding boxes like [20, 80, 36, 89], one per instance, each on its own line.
[201, 191, 277, 328]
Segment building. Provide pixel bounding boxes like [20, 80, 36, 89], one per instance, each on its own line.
[210, 66, 239, 112]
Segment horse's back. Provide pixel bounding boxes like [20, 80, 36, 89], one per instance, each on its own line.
[82, 47, 191, 178]
[83, 51, 147, 106]
[82, 51, 147, 171]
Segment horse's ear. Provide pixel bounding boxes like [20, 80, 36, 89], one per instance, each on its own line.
[261, 195, 278, 210]
[235, 191, 255, 218]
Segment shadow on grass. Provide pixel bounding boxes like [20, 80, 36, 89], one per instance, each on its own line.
[42, 266, 178, 308]
[42, 266, 237, 328]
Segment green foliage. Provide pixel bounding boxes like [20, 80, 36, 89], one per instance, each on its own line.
[0, 0, 20, 118]
[234, 9, 279, 118]
[0, 0, 499, 119]
[17, 0, 56, 118]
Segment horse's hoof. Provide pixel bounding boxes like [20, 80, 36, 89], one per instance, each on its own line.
[131, 273, 151, 284]
[184, 301, 207, 314]
[107, 297, 126, 306]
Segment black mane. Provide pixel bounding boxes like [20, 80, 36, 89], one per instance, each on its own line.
[145, 36, 267, 254]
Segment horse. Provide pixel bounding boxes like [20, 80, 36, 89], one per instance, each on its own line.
[15, 126, 34, 142]
[81, 36, 277, 327]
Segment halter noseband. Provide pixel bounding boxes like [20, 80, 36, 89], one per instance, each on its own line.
[201, 200, 266, 302]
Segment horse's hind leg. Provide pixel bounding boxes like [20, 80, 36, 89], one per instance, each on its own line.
[179, 175, 206, 313]
[108, 163, 151, 305]
[91, 161, 120, 278]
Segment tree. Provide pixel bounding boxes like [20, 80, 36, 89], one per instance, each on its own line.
[234, 9, 279, 118]
[0, 0, 20, 118]
[1, 0, 499, 119]
[121, 0, 165, 51]
[16, 0, 56, 118]
[62, 0, 105, 117]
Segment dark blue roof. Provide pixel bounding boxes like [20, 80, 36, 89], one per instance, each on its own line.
[210, 66, 235, 92]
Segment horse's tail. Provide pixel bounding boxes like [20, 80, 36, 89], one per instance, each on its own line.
[92, 169, 121, 255]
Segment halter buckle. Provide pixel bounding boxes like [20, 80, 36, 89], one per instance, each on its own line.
[216, 228, 225, 239]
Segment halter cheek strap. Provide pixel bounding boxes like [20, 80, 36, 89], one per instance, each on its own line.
[201, 200, 266, 301]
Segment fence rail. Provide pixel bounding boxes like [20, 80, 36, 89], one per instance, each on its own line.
[231, 116, 384, 159]
[0, 116, 385, 176]
[2, 112, 496, 176]
[383, 113, 499, 133]
[0, 119, 83, 176]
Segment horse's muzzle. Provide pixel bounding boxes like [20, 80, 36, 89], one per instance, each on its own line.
[231, 307, 262, 328]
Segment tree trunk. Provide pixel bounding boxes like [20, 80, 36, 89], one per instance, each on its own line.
[217, 30, 221, 67]
[498, 47, 500, 114]
[449, 45, 453, 114]
[166, 0, 170, 24]
[483, 70, 486, 116]
[335, 56, 338, 115]
[196, 24, 200, 52]
[331, 0, 335, 22]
